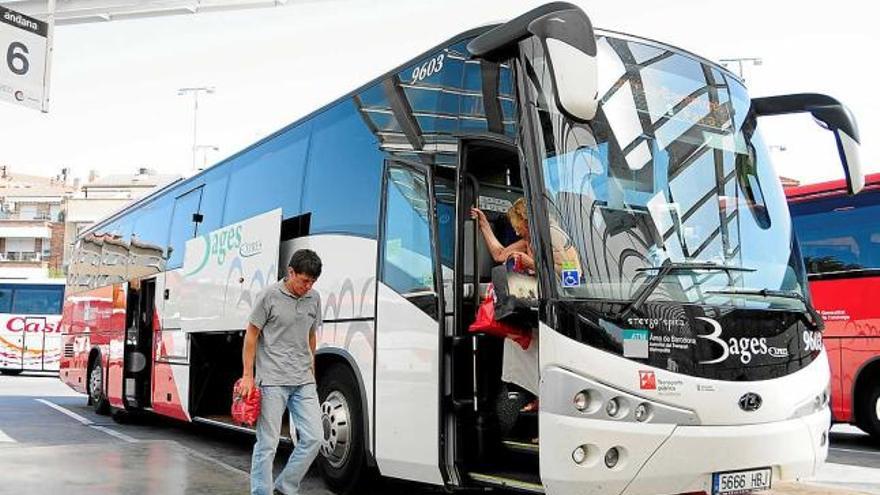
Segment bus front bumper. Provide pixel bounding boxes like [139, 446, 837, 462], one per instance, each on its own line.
[540, 407, 830, 495]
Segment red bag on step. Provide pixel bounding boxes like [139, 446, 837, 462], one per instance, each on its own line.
[468, 285, 532, 350]
[231, 378, 262, 427]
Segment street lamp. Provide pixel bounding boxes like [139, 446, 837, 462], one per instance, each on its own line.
[195, 144, 220, 171]
[719, 57, 762, 81]
[177, 86, 215, 171]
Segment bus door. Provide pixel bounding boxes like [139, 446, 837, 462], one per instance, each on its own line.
[123, 278, 155, 409]
[21, 315, 49, 371]
[374, 160, 446, 484]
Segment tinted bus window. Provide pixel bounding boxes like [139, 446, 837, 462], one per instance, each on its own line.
[224, 124, 309, 225]
[382, 165, 434, 294]
[0, 288, 11, 313]
[11, 287, 63, 315]
[131, 198, 173, 250]
[197, 174, 229, 235]
[167, 188, 203, 269]
[791, 195, 880, 274]
[302, 100, 383, 237]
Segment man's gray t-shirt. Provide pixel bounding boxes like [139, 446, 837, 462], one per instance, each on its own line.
[249, 280, 322, 386]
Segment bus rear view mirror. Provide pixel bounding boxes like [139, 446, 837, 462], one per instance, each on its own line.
[752, 93, 864, 194]
[527, 8, 599, 122]
[467, 3, 599, 122]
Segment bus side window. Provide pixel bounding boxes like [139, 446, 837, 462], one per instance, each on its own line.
[166, 188, 203, 269]
[11, 287, 63, 315]
[197, 175, 229, 235]
[302, 100, 383, 237]
[0, 288, 11, 313]
[223, 124, 307, 227]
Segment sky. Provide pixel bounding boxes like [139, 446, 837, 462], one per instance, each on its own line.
[0, 0, 877, 186]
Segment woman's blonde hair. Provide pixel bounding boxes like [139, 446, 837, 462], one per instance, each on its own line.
[507, 198, 528, 233]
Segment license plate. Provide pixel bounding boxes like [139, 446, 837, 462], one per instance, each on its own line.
[712, 467, 772, 495]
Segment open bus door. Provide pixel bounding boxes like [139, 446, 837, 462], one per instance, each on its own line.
[123, 278, 155, 409]
[373, 159, 446, 484]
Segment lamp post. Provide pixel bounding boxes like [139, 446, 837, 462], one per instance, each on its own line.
[177, 86, 215, 171]
[195, 144, 220, 171]
[719, 57, 762, 82]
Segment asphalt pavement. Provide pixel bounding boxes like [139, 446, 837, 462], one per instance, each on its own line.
[1, 373, 878, 495]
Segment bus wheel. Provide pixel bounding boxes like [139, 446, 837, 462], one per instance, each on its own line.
[317, 365, 371, 494]
[0, 369, 23, 376]
[858, 383, 880, 442]
[88, 357, 110, 415]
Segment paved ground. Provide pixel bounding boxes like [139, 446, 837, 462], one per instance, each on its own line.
[1, 373, 878, 495]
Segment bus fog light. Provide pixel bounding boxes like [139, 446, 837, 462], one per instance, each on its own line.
[604, 447, 620, 468]
[605, 398, 620, 418]
[574, 391, 589, 411]
[572, 446, 587, 464]
[634, 403, 650, 422]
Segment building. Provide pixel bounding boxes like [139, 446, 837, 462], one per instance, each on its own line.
[0, 167, 74, 279]
[81, 167, 178, 200]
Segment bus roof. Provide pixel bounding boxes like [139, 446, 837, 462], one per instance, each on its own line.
[80, 20, 742, 241]
[785, 172, 880, 203]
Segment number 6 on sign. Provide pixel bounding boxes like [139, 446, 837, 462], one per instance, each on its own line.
[0, 5, 52, 112]
[7, 41, 29, 75]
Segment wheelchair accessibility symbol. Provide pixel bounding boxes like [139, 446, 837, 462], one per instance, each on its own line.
[561, 269, 580, 288]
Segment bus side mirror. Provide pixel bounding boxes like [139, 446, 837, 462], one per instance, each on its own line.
[752, 93, 864, 194]
[527, 8, 599, 122]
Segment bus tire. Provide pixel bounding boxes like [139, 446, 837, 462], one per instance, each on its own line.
[88, 355, 110, 415]
[317, 364, 372, 494]
[858, 383, 880, 442]
[0, 369, 23, 376]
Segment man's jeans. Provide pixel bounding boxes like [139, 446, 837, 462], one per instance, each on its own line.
[251, 383, 323, 495]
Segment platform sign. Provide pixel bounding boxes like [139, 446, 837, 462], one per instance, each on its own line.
[0, 5, 52, 112]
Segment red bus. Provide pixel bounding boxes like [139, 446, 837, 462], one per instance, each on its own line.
[787, 173, 880, 440]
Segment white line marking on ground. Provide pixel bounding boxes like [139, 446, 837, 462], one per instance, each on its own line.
[176, 443, 250, 477]
[35, 399, 92, 425]
[89, 425, 138, 443]
[0, 429, 16, 443]
[35, 399, 138, 443]
[831, 446, 880, 457]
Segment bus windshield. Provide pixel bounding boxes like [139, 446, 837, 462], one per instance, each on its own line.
[523, 35, 808, 311]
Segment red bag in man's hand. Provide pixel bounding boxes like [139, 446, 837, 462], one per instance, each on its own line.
[231, 378, 262, 427]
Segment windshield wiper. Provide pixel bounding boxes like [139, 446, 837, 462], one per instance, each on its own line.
[620, 261, 755, 319]
[704, 288, 823, 329]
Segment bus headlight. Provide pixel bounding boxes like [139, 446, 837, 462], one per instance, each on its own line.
[790, 383, 833, 420]
[572, 446, 587, 464]
[573, 391, 589, 412]
[605, 398, 620, 418]
[604, 447, 620, 468]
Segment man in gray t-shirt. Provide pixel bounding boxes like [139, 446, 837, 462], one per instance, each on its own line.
[241, 249, 323, 495]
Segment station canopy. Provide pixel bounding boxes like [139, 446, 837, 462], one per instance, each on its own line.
[1, 0, 290, 24]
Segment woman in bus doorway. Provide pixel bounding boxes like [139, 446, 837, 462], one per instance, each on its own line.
[471, 198, 540, 413]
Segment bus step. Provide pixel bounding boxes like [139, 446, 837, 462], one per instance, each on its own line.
[468, 471, 544, 493]
[502, 439, 539, 455]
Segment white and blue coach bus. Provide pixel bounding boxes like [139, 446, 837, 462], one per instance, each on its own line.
[62, 3, 865, 495]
